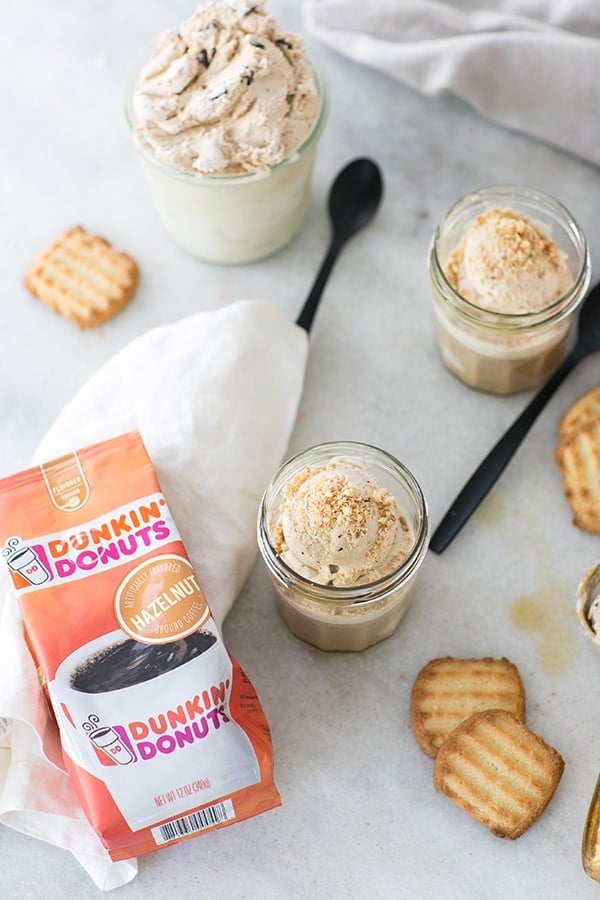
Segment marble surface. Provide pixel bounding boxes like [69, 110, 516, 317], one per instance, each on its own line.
[3, 1, 600, 897]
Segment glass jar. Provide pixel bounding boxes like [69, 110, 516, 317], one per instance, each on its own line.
[257, 441, 430, 652]
[576, 560, 600, 653]
[429, 186, 590, 394]
[125, 50, 327, 265]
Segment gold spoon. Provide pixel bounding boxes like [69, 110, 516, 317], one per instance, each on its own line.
[583, 774, 600, 880]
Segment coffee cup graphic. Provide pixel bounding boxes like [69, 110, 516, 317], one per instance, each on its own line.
[3, 537, 50, 585]
[50, 627, 261, 831]
[83, 715, 135, 766]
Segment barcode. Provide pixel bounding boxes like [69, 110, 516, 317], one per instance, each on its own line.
[152, 799, 235, 845]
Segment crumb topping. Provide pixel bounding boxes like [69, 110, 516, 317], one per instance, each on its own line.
[443, 207, 572, 314]
[272, 459, 414, 587]
[446, 208, 563, 288]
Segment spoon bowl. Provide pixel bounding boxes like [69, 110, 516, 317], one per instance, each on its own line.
[328, 157, 384, 243]
[296, 157, 383, 332]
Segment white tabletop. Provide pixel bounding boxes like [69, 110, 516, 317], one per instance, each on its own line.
[3, 1, 600, 897]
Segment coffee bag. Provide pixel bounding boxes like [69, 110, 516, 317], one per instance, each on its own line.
[0, 431, 280, 860]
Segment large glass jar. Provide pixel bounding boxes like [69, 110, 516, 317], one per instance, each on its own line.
[257, 441, 430, 652]
[429, 186, 590, 394]
[125, 50, 327, 265]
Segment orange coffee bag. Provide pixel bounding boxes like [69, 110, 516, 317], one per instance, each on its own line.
[0, 431, 280, 860]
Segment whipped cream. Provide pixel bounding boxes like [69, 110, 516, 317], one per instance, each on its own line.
[132, 1, 320, 176]
[445, 208, 573, 313]
[272, 457, 414, 587]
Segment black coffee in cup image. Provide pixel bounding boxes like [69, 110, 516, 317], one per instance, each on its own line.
[70, 630, 217, 693]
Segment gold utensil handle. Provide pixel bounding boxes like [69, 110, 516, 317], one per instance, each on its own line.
[583, 773, 600, 879]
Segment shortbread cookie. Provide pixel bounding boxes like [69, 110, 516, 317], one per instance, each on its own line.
[411, 657, 525, 759]
[24, 226, 139, 328]
[433, 709, 564, 840]
[555, 418, 600, 533]
[559, 385, 600, 443]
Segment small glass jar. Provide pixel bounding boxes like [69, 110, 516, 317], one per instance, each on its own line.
[125, 50, 327, 265]
[257, 441, 430, 652]
[429, 185, 591, 394]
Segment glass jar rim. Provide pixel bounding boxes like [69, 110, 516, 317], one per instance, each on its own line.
[429, 184, 591, 331]
[257, 440, 430, 605]
[124, 40, 327, 185]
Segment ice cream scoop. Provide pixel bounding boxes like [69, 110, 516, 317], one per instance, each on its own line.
[445, 207, 573, 313]
[132, 1, 320, 176]
[273, 457, 413, 586]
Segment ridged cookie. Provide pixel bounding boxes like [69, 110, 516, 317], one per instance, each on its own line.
[433, 709, 564, 840]
[559, 385, 600, 443]
[410, 657, 525, 759]
[24, 226, 139, 328]
[555, 418, 600, 533]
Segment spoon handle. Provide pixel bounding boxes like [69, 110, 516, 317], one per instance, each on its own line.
[582, 772, 600, 881]
[430, 346, 583, 554]
[296, 237, 343, 333]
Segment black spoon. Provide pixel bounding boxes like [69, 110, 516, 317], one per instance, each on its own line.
[296, 157, 383, 332]
[430, 279, 600, 554]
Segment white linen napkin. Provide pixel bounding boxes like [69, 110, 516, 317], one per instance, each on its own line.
[304, 0, 600, 167]
[0, 299, 309, 889]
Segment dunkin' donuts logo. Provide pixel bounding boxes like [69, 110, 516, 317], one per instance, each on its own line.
[65, 680, 231, 769]
[2, 493, 177, 593]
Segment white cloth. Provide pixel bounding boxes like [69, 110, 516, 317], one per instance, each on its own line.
[0, 300, 308, 889]
[304, 0, 600, 167]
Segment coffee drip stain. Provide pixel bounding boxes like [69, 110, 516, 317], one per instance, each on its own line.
[509, 578, 575, 676]
[476, 485, 576, 676]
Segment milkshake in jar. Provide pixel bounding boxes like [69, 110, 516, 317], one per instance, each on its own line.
[126, 1, 326, 264]
[429, 186, 590, 394]
[257, 442, 430, 652]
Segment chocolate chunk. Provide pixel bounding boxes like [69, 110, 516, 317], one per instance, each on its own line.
[197, 48, 214, 68]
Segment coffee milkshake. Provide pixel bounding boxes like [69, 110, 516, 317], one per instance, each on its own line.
[429, 186, 590, 394]
[258, 442, 429, 651]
